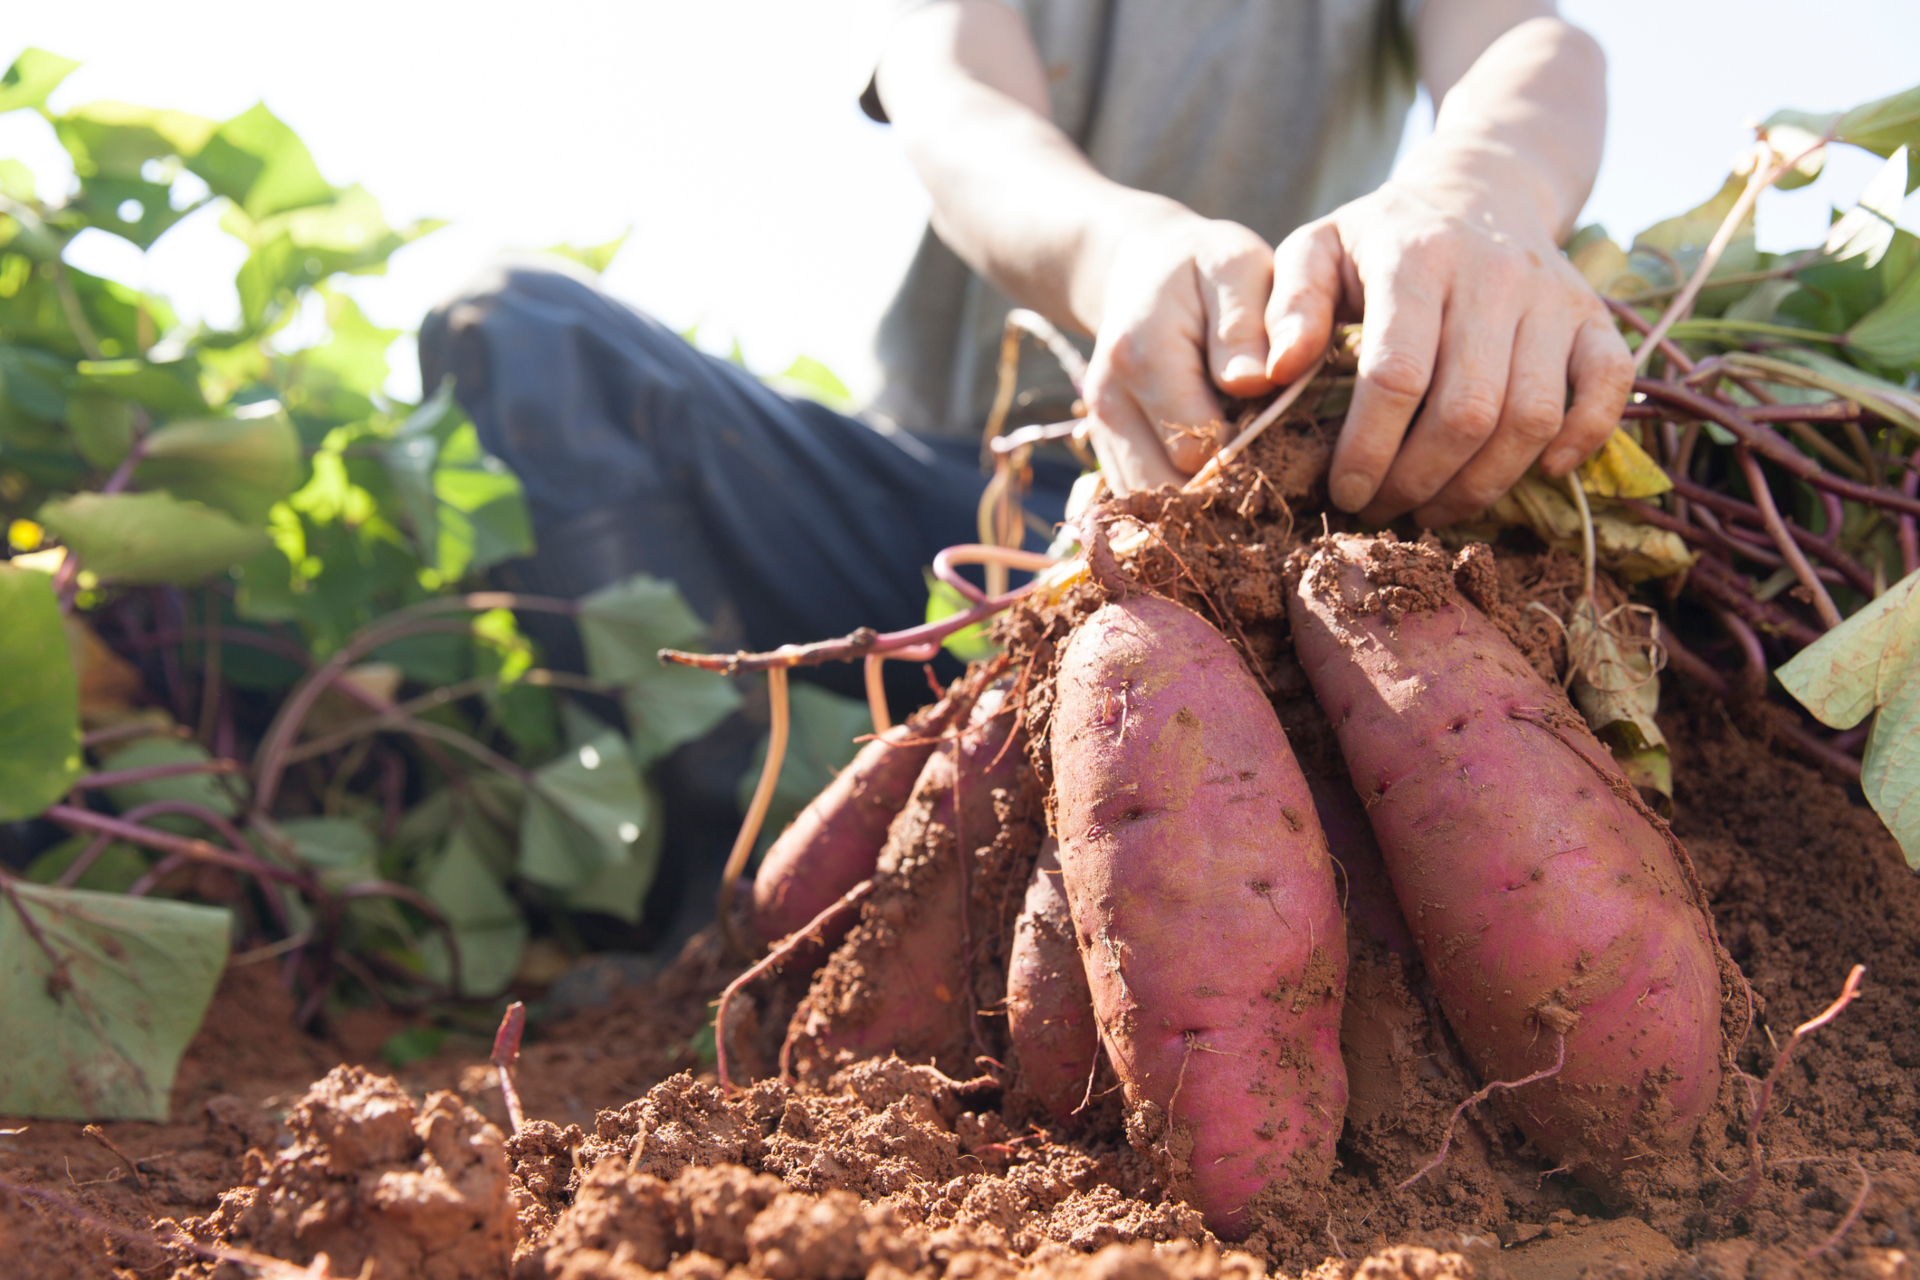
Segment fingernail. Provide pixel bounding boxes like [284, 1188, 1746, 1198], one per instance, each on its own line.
[1542, 448, 1577, 475]
[1271, 315, 1303, 354]
[1330, 474, 1370, 512]
[1221, 353, 1264, 384]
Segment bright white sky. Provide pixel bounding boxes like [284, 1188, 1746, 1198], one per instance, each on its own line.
[3, 0, 1918, 405]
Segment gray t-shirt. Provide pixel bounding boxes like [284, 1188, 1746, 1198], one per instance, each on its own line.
[865, 0, 1419, 439]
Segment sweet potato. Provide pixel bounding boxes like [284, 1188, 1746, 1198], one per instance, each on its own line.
[1288, 533, 1728, 1189]
[1006, 838, 1099, 1123]
[752, 690, 967, 949]
[1051, 592, 1347, 1239]
[787, 683, 1032, 1080]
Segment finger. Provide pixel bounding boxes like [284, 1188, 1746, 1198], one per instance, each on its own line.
[1087, 320, 1226, 481]
[1265, 220, 1346, 385]
[1328, 255, 1442, 513]
[1540, 317, 1634, 477]
[1412, 310, 1575, 528]
[1201, 238, 1276, 397]
[1082, 391, 1182, 495]
[1362, 291, 1520, 522]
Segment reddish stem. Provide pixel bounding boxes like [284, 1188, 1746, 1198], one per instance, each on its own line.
[1660, 480, 1876, 594]
[1686, 556, 1824, 648]
[45, 804, 314, 893]
[1623, 401, 1867, 424]
[493, 1001, 527, 1134]
[68, 758, 246, 794]
[1901, 446, 1919, 578]
[1607, 298, 1695, 375]
[1734, 446, 1842, 628]
[1638, 379, 1920, 519]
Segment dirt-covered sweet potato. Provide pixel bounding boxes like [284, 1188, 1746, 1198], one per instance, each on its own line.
[752, 691, 967, 949]
[1051, 591, 1347, 1239]
[787, 684, 1033, 1080]
[1006, 838, 1099, 1123]
[1288, 533, 1729, 1190]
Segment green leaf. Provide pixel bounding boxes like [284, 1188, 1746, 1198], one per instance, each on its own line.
[1770, 83, 1920, 189]
[279, 816, 409, 944]
[623, 664, 744, 769]
[577, 573, 710, 681]
[577, 574, 741, 765]
[97, 737, 244, 821]
[1632, 173, 1760, 292]
[71, 356, 209, 417]
[26, 836, 148, 894]
[299, 288, 399, 397]
[0, 564, 81, 820]
[383, 381, 532, 579]
[188, 102, 333, 220]
[1846, 259, 1920, 372]
[51, 101, 216, 180]
[418, 824, 527, 995]
[381, 1026, 446, 1068]
[65, 394, 134, 468]
[39, 491, 268, 584]
[561, 783, 662, 923]
[433, 424, 531, 577]
[1, 344, 79, 421]
[66, 174, 197, 250]
[735, 683, 870, 858]
[132, 412, 302, 524]
[0, 49, 80, 115]
[0, 880, 229, 1120]
[543, 229, 629, 275]
[925, 570, 999, 662]
[1777, 569, 1920, 731]
[280, 815, 376, 873]
[0, 159, 36, 202]
[765, 355, 855, 411]
[1824, 147, 1908, 269]
[517, 731, 652, 892]
[1862, 670, 1920, 868]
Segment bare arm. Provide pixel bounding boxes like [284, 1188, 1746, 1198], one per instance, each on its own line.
[1268, 2, 1632, 524]
[877, 1, 1280, 489]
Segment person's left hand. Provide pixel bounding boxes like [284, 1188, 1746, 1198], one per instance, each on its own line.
[1262, 163, 1634, 528]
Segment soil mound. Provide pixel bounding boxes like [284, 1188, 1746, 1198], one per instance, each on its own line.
[173, 1065, 516, 1279]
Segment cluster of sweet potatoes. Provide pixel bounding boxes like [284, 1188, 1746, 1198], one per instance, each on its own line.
[748, 524, 1736, 1242]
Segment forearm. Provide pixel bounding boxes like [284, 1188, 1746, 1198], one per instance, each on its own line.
[1398, 17, 1605, 242]
[875, 4, 1184, 335]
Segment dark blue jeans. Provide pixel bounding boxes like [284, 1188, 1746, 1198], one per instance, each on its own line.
[419, 262, 1073, 947]
[421, 261, 1073, 709]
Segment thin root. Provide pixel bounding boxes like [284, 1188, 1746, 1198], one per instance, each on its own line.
[1398, 1035, 1567, 1191]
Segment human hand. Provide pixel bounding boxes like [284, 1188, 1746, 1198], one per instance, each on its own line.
[1263, 164, 1633, 528]
[1080, 212, 1282, 494]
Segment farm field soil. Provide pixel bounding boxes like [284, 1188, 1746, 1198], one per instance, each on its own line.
[1, 693, 1914, 1280]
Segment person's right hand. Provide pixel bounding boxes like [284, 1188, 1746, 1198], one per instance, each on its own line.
[1082, 212, 1288, 495]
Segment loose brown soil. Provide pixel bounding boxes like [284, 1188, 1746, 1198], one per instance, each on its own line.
[3, 424, 1915, 1279]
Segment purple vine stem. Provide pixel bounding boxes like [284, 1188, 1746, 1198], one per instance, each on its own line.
[68, 759, 246, 793]
[249, 591, 576, 816]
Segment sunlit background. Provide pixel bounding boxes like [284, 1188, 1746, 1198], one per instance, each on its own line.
[3, 0, 1917, 406]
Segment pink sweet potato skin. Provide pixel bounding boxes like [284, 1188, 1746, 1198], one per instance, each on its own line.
[1288, 534, 1724, 1188]
[751, 692, 962, 948]
[1052, 593, 1347, 1239]
[1007, 838, 1099, 1123]
[787, 687, 1028, 1080]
